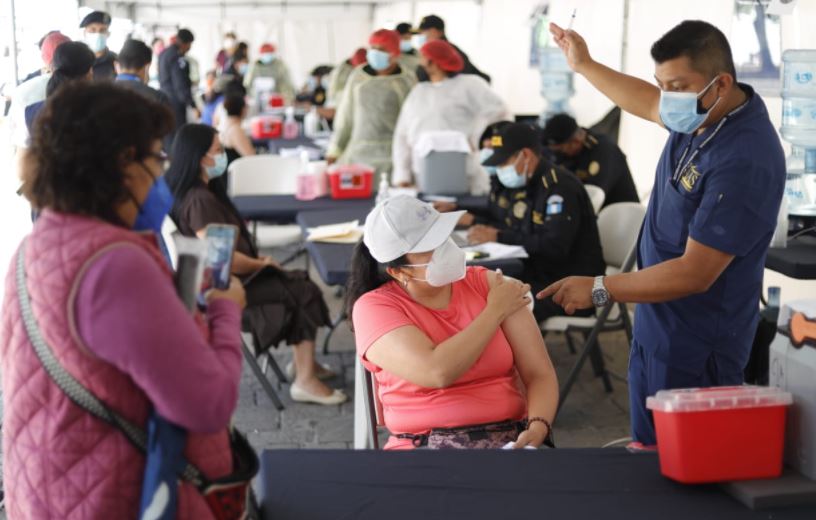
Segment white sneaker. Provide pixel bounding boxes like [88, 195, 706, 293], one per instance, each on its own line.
[285, 361, 336, 381]
[290, 384, 348, 405]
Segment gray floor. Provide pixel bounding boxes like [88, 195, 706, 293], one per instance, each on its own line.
[238, 250, 633, 453]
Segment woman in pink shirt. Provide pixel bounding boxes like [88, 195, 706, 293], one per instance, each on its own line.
[346, 195, 559, 449]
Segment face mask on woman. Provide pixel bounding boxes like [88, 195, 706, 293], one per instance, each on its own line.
[496, 153, 529, 189]
[205, 151, 228, 179]
[133, 163, 174, 234]
[403, 238, 466, 287]
[367, 49, 391, 72]
[237, 62, 249, 76]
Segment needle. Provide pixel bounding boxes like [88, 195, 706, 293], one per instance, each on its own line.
[567, 8, 577, 31]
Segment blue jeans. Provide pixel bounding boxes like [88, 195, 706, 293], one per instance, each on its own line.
[627, 340, 744, 445]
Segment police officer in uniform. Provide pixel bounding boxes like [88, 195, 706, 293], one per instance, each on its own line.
[159, 29, 197, 135]
[542, 113, 640, 207]
[540, 21, 786, 447]
[461, 123, 605, 321]
[79, 11, 117, 81]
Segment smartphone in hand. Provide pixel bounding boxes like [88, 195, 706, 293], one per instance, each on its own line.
[201, 224, 238, 295]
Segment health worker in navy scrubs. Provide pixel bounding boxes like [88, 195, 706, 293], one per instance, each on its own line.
[538, 21, 785, 447]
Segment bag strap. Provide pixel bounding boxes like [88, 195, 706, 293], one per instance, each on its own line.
[15, 244, 208, 489]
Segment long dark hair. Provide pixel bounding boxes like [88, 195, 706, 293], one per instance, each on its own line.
[165, 123, 257, 255]
[345, 242, 407, 331]
[46, 41, 95, 97]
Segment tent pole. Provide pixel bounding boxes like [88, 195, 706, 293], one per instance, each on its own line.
[9, 0, 19, 86]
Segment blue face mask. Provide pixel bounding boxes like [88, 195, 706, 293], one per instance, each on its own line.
[84, 32, 108, 53]
[259, 53, 276, 65]
[307, 77, 317, 91]
[659, 75, 721, 134]
[237, 63, 249, 76]
[496, 154, 528, 189]
[206, 152, 228, 179]
[413, 34, 428, 50]
[479, 148, 497, 176]
[400, 40, 413, 53]
[133, 171, 174, 234]
[367, 49, 391, 71]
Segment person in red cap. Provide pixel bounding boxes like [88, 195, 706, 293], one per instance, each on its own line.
[325, 47, 367, 110]
[8, 31, 71, 151]
[391, 39, 511, 194]
[243, 41, 295, 104]
[326, 29, 416, 173]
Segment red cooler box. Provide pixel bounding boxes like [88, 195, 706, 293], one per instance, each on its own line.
[251, 116, 283, 140]
[646, 386, 792, 484]
[268, 94, 285, 108]
[328, 165, 373, 200]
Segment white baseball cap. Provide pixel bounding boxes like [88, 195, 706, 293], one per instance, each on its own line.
[363, 195, 465, 263]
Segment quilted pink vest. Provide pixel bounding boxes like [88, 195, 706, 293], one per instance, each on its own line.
[0, 211, 232, 519]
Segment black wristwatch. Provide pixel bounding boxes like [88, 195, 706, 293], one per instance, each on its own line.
[591, 276, 610, 307]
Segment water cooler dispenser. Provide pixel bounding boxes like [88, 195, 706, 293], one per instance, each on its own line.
[781, 50, 816, 236]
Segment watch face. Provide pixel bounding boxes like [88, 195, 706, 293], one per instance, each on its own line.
[592, 288, 609, 307]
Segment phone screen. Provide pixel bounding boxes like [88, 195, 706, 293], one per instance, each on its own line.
[202, 224, 238, 292]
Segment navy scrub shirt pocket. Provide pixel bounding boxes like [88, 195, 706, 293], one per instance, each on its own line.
[654, 181, 701, 249]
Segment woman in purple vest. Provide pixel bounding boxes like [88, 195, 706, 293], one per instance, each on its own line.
[1, 82, 245, 518]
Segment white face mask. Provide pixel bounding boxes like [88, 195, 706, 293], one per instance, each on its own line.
[403, 238, 466, 287]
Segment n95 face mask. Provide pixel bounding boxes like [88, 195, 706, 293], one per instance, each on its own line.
[404, 238, 466, 287]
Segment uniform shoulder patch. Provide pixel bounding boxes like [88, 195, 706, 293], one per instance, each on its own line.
[546, 194, 564, 215]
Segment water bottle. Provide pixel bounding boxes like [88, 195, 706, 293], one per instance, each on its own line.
[303, 107, 320, 138]
[375, 172, 390, 206]
[780, 50, 816, 148]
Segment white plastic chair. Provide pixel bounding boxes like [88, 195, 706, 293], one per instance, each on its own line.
[584, 184, 606, 215]
[228, 155, 303, 249]
[541, 202, 647, 411]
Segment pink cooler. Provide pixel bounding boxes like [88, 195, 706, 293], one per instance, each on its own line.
[646, 386, 792, 484]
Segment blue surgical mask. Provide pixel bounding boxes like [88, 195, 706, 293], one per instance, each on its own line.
[496, 155, 528, 189]
[321, 76, 330, 89]
[259, 53, 276, 65]
[206, 152, 228, 179]
[479, 148, 497, 176]
[237, 63, 249, 76]
[367, 49, 391, 71]
[413, 34, 427, 50]
[400, 40, 413, 53]
[659, 76, 721, 134]
[84, 32, 108, 53]
[133, 174, 174, 234]
[307, 77, 317, 90]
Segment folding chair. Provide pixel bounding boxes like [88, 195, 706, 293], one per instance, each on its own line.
[241, 331, 287, 412]
[229, 155, 305, 264]
[362, 364, 384, 450]
[540, 202, 646, 413]
[584, 184, 606, 214]
[353, 357, 384, 449]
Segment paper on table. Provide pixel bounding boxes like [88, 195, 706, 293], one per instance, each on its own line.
[463, 242, 528, 260]
[388, 187, 419, 199]
[422, 194, 457, 203]
[307, 220, 363, 243]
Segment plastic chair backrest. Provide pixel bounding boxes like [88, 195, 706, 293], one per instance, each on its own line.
[228, 155, 301, 196]
[597, 202, 646, 269]
[160, 217, 179, 271]
[584, 184, 606, 215]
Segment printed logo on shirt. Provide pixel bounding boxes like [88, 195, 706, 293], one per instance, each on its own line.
[546, 194, 564, 215]
[513, 201, 528, 219]
[532, 210, 544, 225]
[679, 163, 702, 192]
